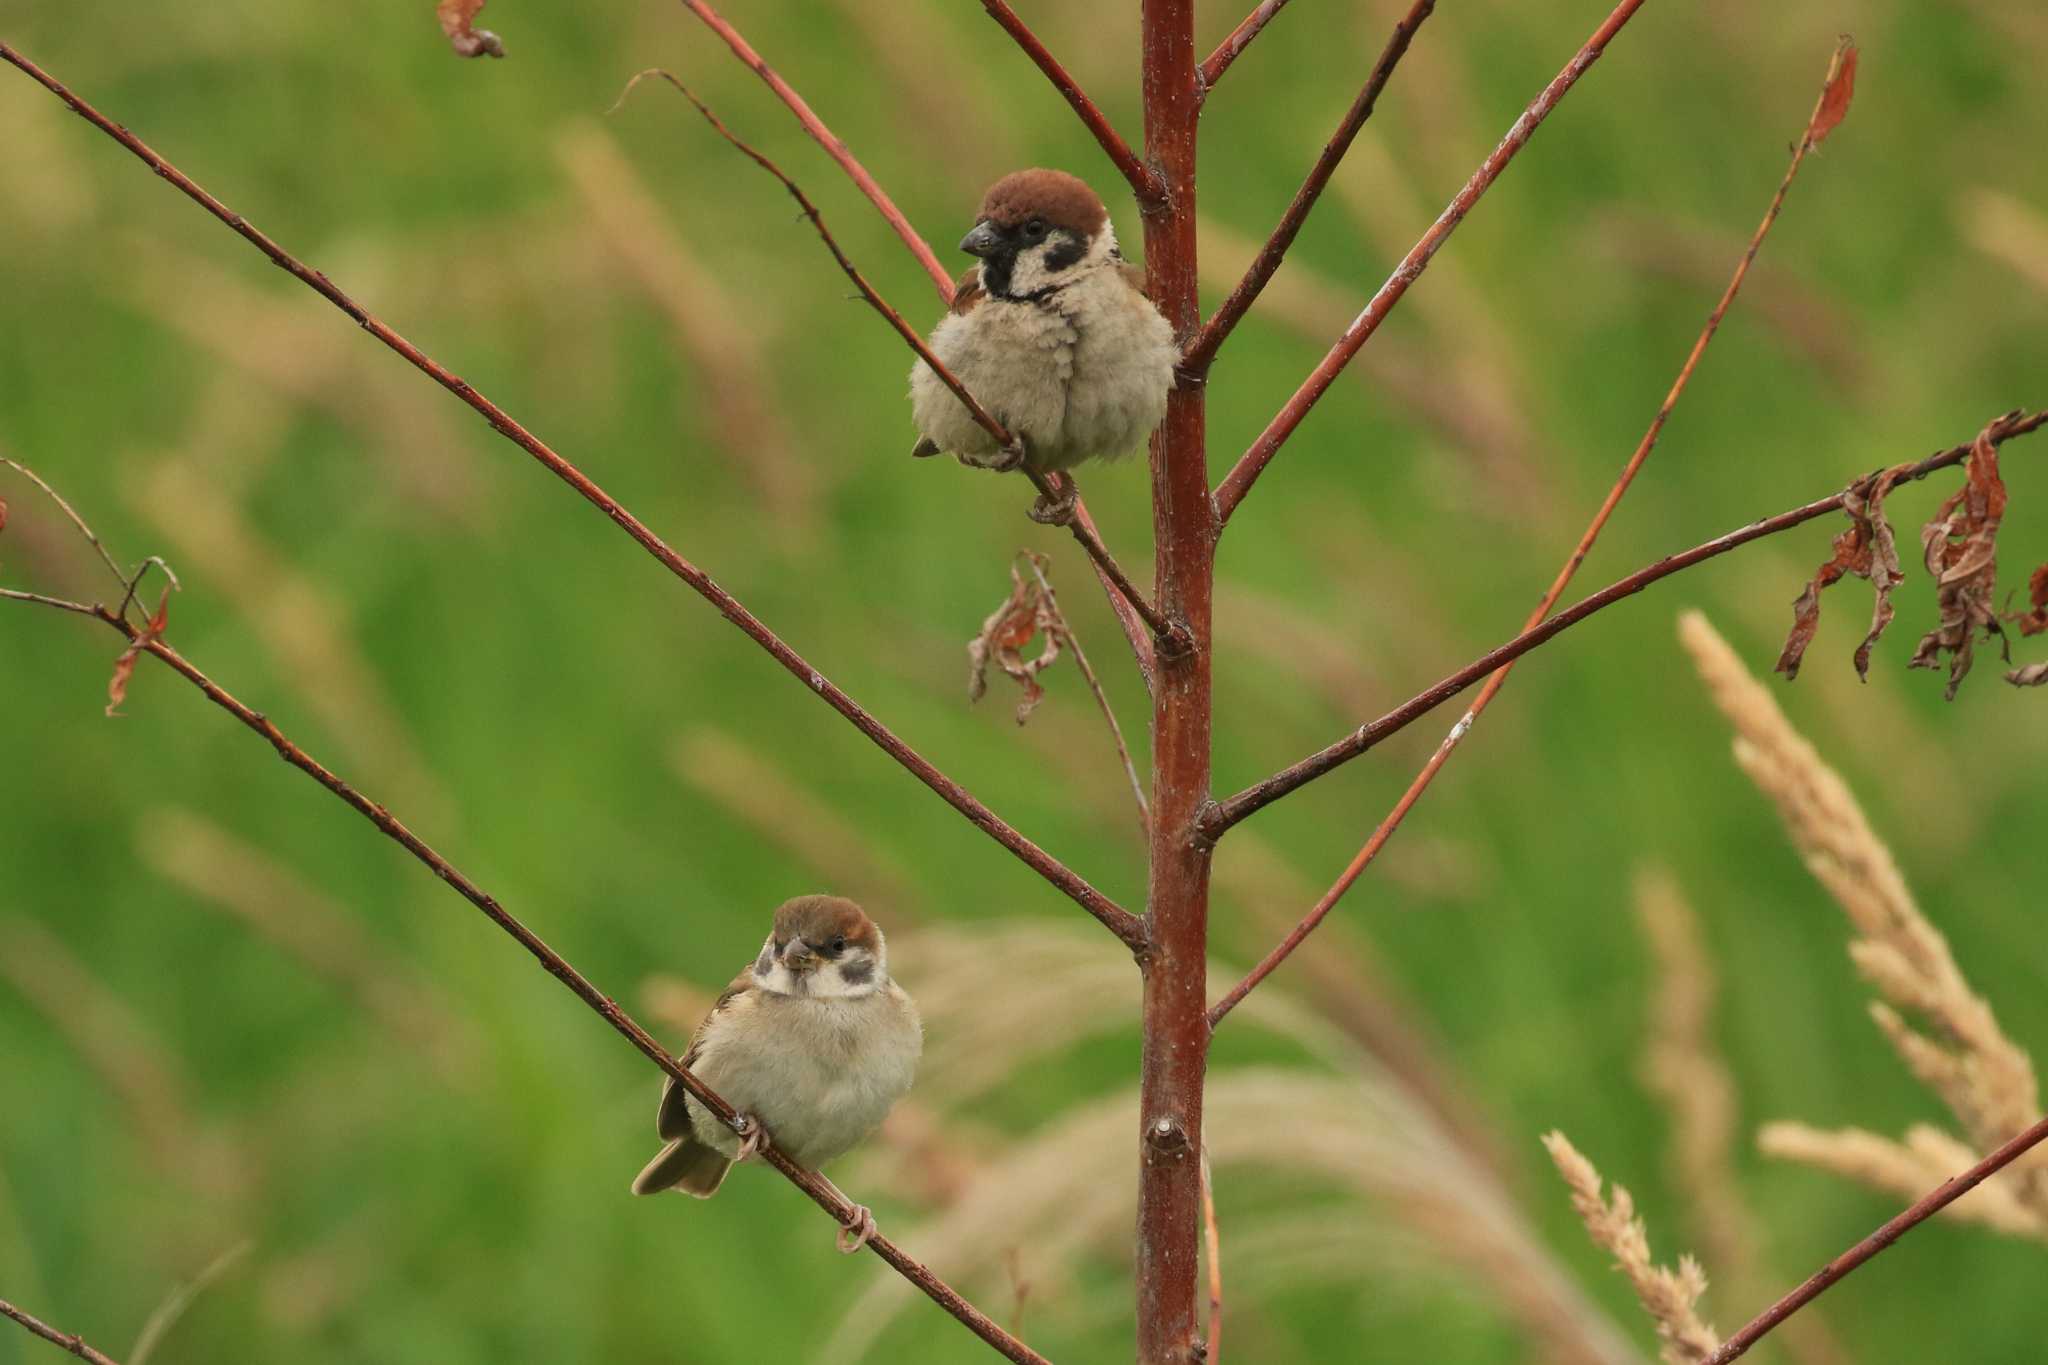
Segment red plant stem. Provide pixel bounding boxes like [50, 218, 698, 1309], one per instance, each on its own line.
[1706, 1113, 2048, 1364]
[1212, 0, 1651, 523]
[674, 0, 954, 302]
[976, 0, 1165, 207]
[632, 70, 1178, 649]
[0, 1297, 122, 1365]
[1202, 409, 2048, 836]
[1198, 0, 1294, 94]
[0, 41, 1145, 954]
[1181, 0, 1436, 376]
[1136, 0, 1215, 1360]
[1209, 50, 1840, 1022]
[1, 595, 1051, 1365]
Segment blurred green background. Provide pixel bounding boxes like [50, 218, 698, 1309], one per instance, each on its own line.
[3, 0, 2046, 1360]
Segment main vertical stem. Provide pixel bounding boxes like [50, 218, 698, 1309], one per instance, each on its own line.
[1136, 1, 1214, 1361]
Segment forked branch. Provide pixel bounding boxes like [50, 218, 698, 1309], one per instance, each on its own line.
[1204, 409, 2048, 835]
[976, 0, 1165, 206]
[1199, 0, 1294, 94]
[673, 0, 954, 300]
[1213, 0, 1651, 522]
[620, 69, 1178, 652]
[0, 41, 1146, 954]
[1182, 0, 1436, 376]
[0, 589, 1052, 1365]
[1208, 36, 1860, 1024]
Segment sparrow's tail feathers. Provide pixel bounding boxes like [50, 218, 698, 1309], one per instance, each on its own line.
[631, 1138, 732, 1198]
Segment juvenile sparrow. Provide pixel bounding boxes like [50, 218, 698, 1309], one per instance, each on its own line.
[630, 895, 922, 1253]
[908, 168, 1178, 522]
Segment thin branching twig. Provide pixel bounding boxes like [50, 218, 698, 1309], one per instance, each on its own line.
[1207, 38, 1861, 1018]
[1213, 0, 1651, 521]
[0, 586, 1054, 1365]
[1202, 409, 2048, 846]
[976, 0, 1162, 205]
[0, 42, 1144, 954]
[1, 1296, 124, 1365]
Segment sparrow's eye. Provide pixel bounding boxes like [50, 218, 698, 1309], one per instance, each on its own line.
[1024, 217, 1047, 240]
[829, 935, 847, 955]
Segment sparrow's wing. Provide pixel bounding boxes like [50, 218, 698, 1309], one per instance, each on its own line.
[654, 971, 754, 1141]
[949, 267, 986, 316]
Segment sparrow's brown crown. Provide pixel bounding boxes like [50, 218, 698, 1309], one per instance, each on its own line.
[977, 168, 1108, 238]
[772, 894, 879, 955]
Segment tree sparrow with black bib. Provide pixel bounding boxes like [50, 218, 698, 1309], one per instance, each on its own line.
[909, 168, 1178, 523]
[630, 895, 922, 1253]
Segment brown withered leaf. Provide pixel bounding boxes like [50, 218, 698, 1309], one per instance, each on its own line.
[107, 587, 171, 717]
[1908, 417, 2014, 699]
[439, 0, 505, 57]
[1806, 38, 1858, 148]
[1776, 462, 1911, 680]
[2007, 563, 2048, 636]
[967, 552, 1064, 725]
[2008, 660, 2048, 688]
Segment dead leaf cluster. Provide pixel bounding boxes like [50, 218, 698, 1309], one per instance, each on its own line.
[967, 552, 1066, 725]
[1779, 412, 2046, 696]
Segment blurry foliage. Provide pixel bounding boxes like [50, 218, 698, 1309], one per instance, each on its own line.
[2, 0, 2046, 1361]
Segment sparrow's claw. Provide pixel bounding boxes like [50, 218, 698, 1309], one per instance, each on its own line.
[1027, 476, 1078, 526]
[836, 1203, 877, 1255]
[734, 1114, 768, 1164]
[960, 435, 1028, 473]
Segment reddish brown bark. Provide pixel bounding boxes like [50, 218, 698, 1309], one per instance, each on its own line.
[1136, 1, 1216, 1360]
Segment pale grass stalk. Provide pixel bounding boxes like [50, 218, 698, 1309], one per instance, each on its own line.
[135, 806, 482, 1087]
[667, 727, 927, 917]
[0, 918, 245, 1202]
[122, 454, 458, 830]
[112, 232, 483, 514]
[823, 921, 1637, 1365]
[1957, 187, 2048, 296]
[1634, 868, 1857, 1365]
[552, 122, 820, 532]
[129, 1240, 251, 1365]
[1678, 610, 2048, 1216]
[1544, 1131, 1722, 1365]
[1757, 1122, 2046, 1239]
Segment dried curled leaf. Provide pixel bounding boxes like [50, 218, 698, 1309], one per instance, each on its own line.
[1806, 38, 1858, 148]
[967, 552, 1064, 725]
[107, 587, 171, 717]
[2008, 564, 2048, 636]
[1776, 462, 1911, 680]
[439, 0, 505, 58]
[2008, 661, 2048, 688]
[1908, 417, 2015, 699]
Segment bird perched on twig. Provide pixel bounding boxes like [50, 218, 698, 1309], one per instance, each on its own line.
[631, 895, 922, 1254]
[909, 168, 1178, 524]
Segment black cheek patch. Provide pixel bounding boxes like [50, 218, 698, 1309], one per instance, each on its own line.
[1044, 231, 1087, 273]
[981, 249, 1017, 299]
[839, 957, 875, 986]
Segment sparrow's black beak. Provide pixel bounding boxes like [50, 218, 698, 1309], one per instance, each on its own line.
[781, 939, 819, 973]
[958, 221, 1005, 258]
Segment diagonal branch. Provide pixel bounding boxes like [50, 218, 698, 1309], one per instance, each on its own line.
[1213, 0, 1651, 523]
[2, 1296, 122, 1365]
[624, 71, 1179, 654]
[1203, 409, 2048, 836]
[674, 0, 954, 301]
[1198, 0, 1294, 94]
[1705, 1112, 2048, 1363]
[0, 42, 1146, 954]
[1207, 37, 1858, 1025]
[975, 0, 1165, 207]
[1182, 0, 1436, 376]
[0, 591, 1052, 1365]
